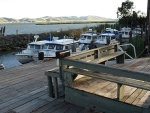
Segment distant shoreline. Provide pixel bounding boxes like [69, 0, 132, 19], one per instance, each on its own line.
[36, 20, 117, 25]
[0, 16, 118, 24]
[0, 20, 117, 24]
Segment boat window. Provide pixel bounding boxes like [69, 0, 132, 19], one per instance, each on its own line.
[56, 45, 64, 50]
[43, 44, 48, 49]
[98, 36, 101, 40]
[80, 35, 86, 40]
[103, 36, 106, 40]
[125, 32, 128, 35]
[65, 46, 69, 50]
[65, 45, 71, 50]
[87, 36, 91, 40]
[98, 36, 104, 41]
[48, 44, 55, 49]
[35, 45, 41, 49]
[41, 45, 45, 49]
[111, 36, 115, 39]
[28, 44, 34, 49]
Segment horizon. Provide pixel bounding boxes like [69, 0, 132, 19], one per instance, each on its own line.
[0, 15, 118, 19]
[0, 0, 147, 19]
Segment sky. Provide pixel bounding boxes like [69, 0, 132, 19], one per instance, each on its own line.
[0, 0, 147, 19]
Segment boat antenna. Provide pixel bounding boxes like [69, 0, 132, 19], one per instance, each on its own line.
[34, 35, 39, 42]
[49, 33, 51, 41]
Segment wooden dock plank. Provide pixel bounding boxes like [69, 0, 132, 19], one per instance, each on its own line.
[0, 77, 47, 102]
[73, 76, 112, 94]
[42, 101, 67, 113]
[0, 62, 56, 86]
[0, 61, 56, 81]
[31, 98, 64, 113]
[137, 91, 150, 107]
[0, 89, 48, 113]
[104, 87, 117, 99]
[137, 91, 150, 108]
[132, 90, 148, 105]
[94, 83, 117, 98]
[125, 89, 143, 104]
[64, 105, 83, 113]
[50, 103, 74, 113]
[13, 98, 50, 113]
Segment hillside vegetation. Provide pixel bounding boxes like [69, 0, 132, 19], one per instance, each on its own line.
[0, 16, 117, 23]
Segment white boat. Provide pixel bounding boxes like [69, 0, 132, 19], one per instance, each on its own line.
[95, 33, 118, 48]
[33, 38, 87, 61]
[0, 60, 4, 70]
[119, 27, 136, 41]
[0, 64, 4, 70]
[132, 27, 144, 36]
[102, 28, 119, 36]
[78, 29, 98, 49]
[15, 35, 53, 64]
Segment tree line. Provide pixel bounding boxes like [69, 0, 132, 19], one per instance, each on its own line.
[117, 0, 147, 29]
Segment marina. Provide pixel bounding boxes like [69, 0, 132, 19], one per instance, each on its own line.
[0, 43, 149, 113]
[0, 0, 149, 112]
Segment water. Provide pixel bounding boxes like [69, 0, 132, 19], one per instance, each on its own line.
[0, 51, 22, 69]
[0, 23, 101, 35]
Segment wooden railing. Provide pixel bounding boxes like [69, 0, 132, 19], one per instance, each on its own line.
[45, 43, 150, 113]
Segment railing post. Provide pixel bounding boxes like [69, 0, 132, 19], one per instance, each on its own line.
[117, 83, 124, 101]
[47, 76, 54, 97]
[53, 77, 58, 99]
[56, 50, 71, 95]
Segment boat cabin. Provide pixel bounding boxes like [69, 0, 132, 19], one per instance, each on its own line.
[95, 33, 116, 47]
[119, 27, 136, 39]
[24, 40, 51, 55]
[38, 39, 80, 58]
[78, 29, 98, 48]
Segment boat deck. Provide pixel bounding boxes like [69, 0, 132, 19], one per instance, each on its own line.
[0, 58, 150, 113]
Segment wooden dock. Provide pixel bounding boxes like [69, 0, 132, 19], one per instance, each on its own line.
[0, 60, 91, 113]
[0, 58, 150, 113]
[72, 58, 150, 108]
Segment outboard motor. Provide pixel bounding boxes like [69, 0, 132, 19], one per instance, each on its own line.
[89, 40, 95, 49]
[79, 44, 85, 51]
[72, 43, 76, 52]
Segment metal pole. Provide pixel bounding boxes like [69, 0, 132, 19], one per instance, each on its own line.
[147, 0, 150, 55]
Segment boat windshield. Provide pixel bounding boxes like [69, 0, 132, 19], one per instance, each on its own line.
[28, 44, 41, 49]
[87, 36, 91, 40]
[48, 44, 55, 49]
[35, 45, 41, 49]
[98, 36, 105, 41]
[80, 35, 86, 40]
[43, 44, 55, 49]
[56, 45, 64, 50]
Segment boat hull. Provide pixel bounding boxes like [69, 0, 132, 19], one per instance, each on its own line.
[16, 54, 34, 64]
[0, 64, 4, 70]
[33, 56, 54, 62]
